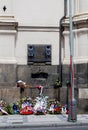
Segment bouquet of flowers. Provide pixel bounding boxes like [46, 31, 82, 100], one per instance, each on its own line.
[47, 99, 62, 114]
[20, 97, 33, 115]
[33, 96, 48, 115]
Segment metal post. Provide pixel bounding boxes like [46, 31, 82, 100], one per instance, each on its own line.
[68, 0, 77, 122]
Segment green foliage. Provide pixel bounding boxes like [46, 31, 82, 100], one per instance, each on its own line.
[54, 77, 62, 88]
[5, 104, 14, 114]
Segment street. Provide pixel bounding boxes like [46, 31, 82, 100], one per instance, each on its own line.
[0, 126, 88, 130]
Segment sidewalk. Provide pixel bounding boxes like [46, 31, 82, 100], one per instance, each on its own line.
[0, 114, 88, 128]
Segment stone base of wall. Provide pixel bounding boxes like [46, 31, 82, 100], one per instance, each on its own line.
[0, 63, 88, 113]
[0, 64, 17, 88]
[0, 87, 20, 103]
[0, 87, 60, 103]
[16, 87, 60, 101]
[0, 86, 88, 114]
[78, 99, 88, 114]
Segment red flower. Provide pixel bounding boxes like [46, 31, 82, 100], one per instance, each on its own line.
[20, 106, 33, 115]
[54, 107, 61, 112]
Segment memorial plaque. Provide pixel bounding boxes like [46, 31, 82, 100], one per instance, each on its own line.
[27, 45, 51, 65]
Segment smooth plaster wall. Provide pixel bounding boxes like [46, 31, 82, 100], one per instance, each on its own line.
[13, 0, 64, 26]
[16, 31, 59, 65]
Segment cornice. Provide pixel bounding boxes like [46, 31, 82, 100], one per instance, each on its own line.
[0, 22, 18, 31]
[0, 16, 59, 32]
[0, 16, 18, 30]
[18, 25, 59, 32]
[62, 13, 88, 31]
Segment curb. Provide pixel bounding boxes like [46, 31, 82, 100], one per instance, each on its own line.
[0, 122, 88, 128]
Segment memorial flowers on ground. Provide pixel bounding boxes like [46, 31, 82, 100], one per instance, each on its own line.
[0, 81, 65, 115]
[0, 97, 63, 115]
[47, 99, 62, 114]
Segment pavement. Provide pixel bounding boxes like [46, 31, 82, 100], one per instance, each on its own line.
[0, 114, 88, 128]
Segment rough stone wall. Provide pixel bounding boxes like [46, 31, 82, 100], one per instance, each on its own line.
[16, 65, 59, 88]
[0, 64, 60, 102]
[0, 64, 17, 88]
[0, 87, 20, 103]
[0, 63, 88, 113]
[61, 63, 88, 113]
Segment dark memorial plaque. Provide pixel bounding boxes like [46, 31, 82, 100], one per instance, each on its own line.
[27, 45, 51, 65]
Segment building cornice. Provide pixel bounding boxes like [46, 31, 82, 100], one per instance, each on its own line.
[62, 13, 88, 31]
[0, 16, 18, 31]
[18, 25, 59, 32]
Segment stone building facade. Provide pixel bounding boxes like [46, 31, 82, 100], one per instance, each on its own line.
[0, 0, 88, 113]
